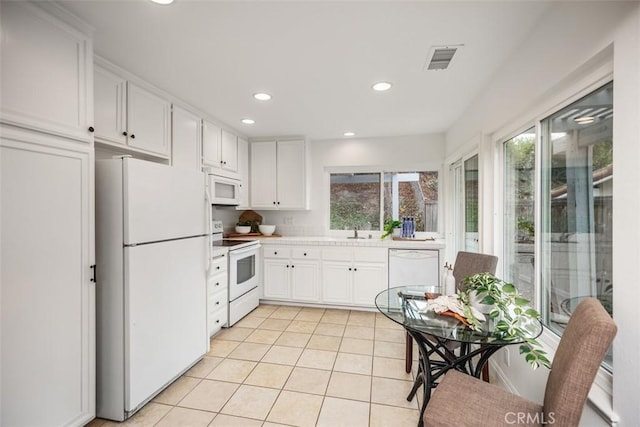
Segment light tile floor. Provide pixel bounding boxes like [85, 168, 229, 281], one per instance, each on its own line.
[87, 304, 423, 427]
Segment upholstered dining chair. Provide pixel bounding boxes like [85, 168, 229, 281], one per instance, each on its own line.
[422, 298, 617, 427]
[405, 251, 498, 374]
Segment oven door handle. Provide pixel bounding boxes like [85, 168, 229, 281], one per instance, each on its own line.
[229, 244, 260, 258]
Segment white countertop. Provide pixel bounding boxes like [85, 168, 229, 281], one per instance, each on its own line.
[228, 235, 445, 249]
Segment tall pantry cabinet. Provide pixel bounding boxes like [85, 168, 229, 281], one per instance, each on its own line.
[0, 2, 96, 426]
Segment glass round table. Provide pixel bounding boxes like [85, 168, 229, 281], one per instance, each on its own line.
[375, 285, 543, 427]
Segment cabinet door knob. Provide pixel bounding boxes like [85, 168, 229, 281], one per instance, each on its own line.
[303, 253, 307, 256]
[130, 134, 136, 139]
[277, 201, 280, 205]
[354, 268, 358, 271]
[291, 265, 295, 268]
[88, 126, 94, 133]
[216, 301, 220, 305]
[273, 201, 276, 205]
[348, 267, 352, 271]
[122, 131, 128, 136]
[216, 319, 220, 323]
[215, 282, 220, 286]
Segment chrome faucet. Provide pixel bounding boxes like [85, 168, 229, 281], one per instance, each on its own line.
[353, 226, 359, 238]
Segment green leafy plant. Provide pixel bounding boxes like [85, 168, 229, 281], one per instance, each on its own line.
[461, 272, 551, 370]
[381, 219, 402, 239]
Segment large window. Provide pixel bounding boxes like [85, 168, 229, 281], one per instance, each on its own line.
[502, 82, 613, 371]
[329, 171, 438, 232]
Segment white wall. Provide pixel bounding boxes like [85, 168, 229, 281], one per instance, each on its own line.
[444, 2, 639, 425]
[256, 133, 445, 235]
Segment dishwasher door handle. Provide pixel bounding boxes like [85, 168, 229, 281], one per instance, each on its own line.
[390, 250, 438, 260]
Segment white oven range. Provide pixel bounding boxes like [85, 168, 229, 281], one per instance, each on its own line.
[211, 221, 261, 326]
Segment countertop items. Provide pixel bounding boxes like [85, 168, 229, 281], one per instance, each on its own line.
[231, 235, 445, 249]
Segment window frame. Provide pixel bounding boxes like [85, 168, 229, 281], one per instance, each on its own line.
[324, 166, 442, 238]
[492, 71, 615, 421]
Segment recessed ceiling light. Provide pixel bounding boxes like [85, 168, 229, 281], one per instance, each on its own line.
[574, 116, 595, 124]
[372, 81, 392, 91]
[253, 93, 272, 101]
[241, 118, 255, 125]
[150, 0, 173, 4]
[343, 132, 355, 137]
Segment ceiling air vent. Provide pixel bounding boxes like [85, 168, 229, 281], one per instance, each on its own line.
[424, 45, 464, 71]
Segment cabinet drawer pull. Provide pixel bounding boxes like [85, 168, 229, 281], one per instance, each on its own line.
[303, 253, 307, 256]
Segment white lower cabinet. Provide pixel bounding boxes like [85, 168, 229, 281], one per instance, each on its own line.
[208, 253, 228, 336]
[1, 126, 95, 426]
[322, 247, 388, 307]
[263, 247, 320, 302]
[260, 245, 388, 308]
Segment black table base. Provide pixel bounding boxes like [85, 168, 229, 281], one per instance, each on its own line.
[405, 328, 501, 427]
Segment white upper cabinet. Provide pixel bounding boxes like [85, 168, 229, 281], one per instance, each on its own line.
[276, 140, 307, 209]
[94, 66, 127, 145]
[202, 120, 222, 167]
[203, 121, 238, 173]
[0, 2, 93, 143]
[250, 139, 308, 210]
[126, 82, 171, 157]
[172, 106, 202, 171]
[250, 141, 278, 208]
[94, 65, 171, 158]
[220, 129, 238, 172]
[236, 137, 250, 208]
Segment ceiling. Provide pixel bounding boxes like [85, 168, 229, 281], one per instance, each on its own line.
[58, 0, 553, 141]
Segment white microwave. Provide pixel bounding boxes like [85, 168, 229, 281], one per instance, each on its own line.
[208, 173, 241, 206]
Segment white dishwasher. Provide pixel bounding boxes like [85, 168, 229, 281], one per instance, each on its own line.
[388, 249, 440, 290]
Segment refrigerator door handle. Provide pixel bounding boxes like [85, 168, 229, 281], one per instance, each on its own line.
[204, 183, 213, 271]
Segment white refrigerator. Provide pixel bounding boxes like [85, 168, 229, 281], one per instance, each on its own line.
[95, 157, 209, 421]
